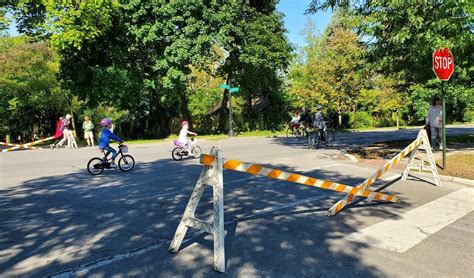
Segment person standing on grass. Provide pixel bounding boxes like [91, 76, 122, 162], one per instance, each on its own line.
[82, 116, 95, 147]
[426, 97, 443, 150]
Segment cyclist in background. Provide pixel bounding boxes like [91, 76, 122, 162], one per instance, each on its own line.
[98, 117, 123, 168]
[289, 111, 301, 131]
[300, 107, 312, 128]
[313, 105, 326, 145]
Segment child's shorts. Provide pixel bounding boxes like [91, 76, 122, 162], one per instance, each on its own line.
[84, 131, 94, 139]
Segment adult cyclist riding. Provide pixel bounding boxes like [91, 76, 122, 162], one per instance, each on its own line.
[313, 105, 327, 145]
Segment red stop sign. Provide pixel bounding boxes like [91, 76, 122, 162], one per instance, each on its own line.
[433, 48, 454, 81]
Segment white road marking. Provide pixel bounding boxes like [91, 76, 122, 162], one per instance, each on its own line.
[344, 188, 474, 253]
[314, 163, 343, 169]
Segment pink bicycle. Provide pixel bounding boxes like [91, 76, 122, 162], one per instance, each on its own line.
[171, 137, 202, 161]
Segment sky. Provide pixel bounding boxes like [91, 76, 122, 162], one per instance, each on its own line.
[277, 0, 333, 46]
[6, 1, 333, 47]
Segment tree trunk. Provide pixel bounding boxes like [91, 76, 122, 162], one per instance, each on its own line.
[396, 110, 400, 128]
[338, 112, 342, 127]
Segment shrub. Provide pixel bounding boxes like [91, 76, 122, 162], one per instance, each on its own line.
[349, 111, 376, 129]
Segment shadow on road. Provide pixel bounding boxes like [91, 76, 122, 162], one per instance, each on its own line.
[0, 156, 407, 277]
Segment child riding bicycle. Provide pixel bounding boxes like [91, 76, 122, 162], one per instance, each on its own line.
[178, 121, 197, 152]
[98, 117, 123, 168]
[289, 111, 301, 131]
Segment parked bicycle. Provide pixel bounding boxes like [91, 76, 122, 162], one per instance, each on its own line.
[307, 127, 335, 149]
[172, 137, 202, 161]
[87, 144, 135, 175]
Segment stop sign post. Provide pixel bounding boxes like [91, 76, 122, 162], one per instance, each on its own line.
[432, 48, 454, 168]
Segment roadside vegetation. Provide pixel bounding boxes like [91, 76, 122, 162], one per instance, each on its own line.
[1, 1, 472, 141]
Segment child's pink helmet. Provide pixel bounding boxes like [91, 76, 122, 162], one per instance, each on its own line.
[100, 117, 112, 127]
[181, 120, 189, 127]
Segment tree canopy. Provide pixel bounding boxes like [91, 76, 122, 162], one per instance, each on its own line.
[1, 1, 472, 141]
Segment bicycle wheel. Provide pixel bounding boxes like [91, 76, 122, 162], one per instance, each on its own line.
[87, 157, 104, 175]
[118, 155, 135, 172]
[298, 127, 306, 139]
[308, 133, 319, 149]
[286, 127, 293, 138]
[191, 146, 202, 159]
[325, 130, 335, 144]
[172, 147, 184, 161]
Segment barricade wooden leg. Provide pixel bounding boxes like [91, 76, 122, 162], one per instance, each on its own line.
[168, 174, 206, 252]
[421, 130, 442, 186]
[402, 145, 419, 181]
[169, 147, 225, 272]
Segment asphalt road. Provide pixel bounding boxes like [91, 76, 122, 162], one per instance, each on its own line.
[1, 126, 473, 277]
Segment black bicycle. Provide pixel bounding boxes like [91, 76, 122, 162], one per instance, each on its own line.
[308, 127, 335, 149]
[87, 144, 135, 175]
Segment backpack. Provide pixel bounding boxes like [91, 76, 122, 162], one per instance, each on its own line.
[61, 119, 68, 131]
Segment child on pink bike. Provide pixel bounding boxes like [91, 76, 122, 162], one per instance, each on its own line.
[178, 121, 197, 152]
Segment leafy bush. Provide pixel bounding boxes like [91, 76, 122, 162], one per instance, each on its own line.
[349, 111, 376, 129]
[410, 81, 474, 124]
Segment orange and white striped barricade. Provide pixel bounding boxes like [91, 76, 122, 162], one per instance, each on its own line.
[169, 146, 225, 272]
[199, 154, 399, 203]
[170, 147, 400, 273]
[1, 136, 55, 153]
[0, 142, 40, 150]
[327, 129, 440, 216]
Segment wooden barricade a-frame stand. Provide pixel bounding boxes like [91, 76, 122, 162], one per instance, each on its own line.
[401, 129, 441, 186]
[327, 129, 441, 216]
[169, 147, 225, 272]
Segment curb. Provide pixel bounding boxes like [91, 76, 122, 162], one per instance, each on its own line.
[414, 170, 474, 186]
[439, 174, 474, 186]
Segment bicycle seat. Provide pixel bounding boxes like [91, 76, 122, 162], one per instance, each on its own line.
[173, 140, 183, 147]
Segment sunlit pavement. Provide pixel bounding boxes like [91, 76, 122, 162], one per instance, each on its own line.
[1, 126, 473, 277]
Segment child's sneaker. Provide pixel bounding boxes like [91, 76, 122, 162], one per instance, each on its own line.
[110, 163, 118, 168]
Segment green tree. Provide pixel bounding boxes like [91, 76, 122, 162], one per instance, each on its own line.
[289, 12, 366, 127]
[7, 0, 293, 138]
[202, 1, 293, 132]
[307, 0, 474, 124]
[0, 35, 66, 139]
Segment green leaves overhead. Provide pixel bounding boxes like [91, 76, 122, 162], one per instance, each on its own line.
[4, 0, 293, 137]
[0, 36, 66, 135]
